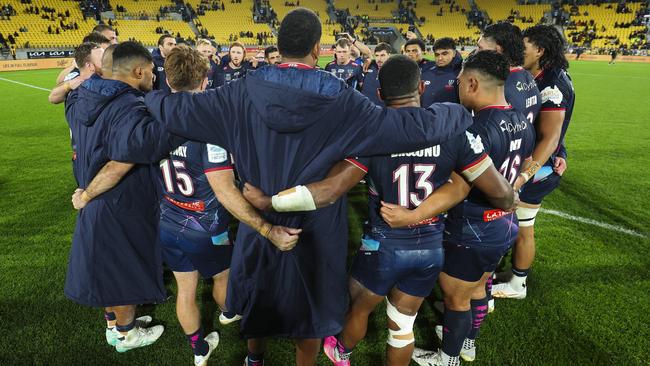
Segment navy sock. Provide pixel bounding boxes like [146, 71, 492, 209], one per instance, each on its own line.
[468, 297, 488, 340]
[247, 352, 264, 365]
[104, 311, 116, 322]
[186, 327, 209, 356]
[222, 310, 236, 318]
[115, 319, 135, 339]
[512, 265, 529, 277]
[485, 276, 493, 302]
[441, 308, 472, 357]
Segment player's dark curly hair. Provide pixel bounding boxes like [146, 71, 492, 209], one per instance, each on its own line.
[462, 50, 509, 85]
[404, 38, 427, 52]
[482, 22, 524, 67]
[433, 37, 456, 51]
[278, 8, 322, 58]
[523, 24, 569, 70]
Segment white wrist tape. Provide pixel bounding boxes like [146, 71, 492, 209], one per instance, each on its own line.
[271, 185, 317, 212]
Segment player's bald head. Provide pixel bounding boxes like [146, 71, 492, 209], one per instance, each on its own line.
[278, 8, 321, 58]
[101, 44, 116, 77]
[112, 41, 153, 75]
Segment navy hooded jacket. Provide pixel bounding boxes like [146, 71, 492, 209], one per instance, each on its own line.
[63, 75, 176, 307]
[421, 52, 462, 107]
[145, 65, 473, 338]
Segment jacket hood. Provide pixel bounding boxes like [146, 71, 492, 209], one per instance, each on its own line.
[75, 75, 134, 126]
[244, 65, 347, 133]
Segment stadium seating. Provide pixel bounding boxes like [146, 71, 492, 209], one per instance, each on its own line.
[414, 0, 480, 43]
[475, 0, 548, 30]
[269, 0, 340, 44]
[113, 19, 195, 45]
[564, 3, 646, 47]
[112, 0, 162, 17]
[334, 0, 397, 20]
[194, 0, 273, 45]
[0, 0, 95, 48]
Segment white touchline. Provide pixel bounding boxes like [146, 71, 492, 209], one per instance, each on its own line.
[0, 77, 51, 92]
[541, 208, 647, 238]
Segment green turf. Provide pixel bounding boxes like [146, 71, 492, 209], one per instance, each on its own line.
[0, 60, 649, 365]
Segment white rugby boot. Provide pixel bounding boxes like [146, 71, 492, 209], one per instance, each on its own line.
[105, 315, 153, 346]
[193, 331, 220, 366]
[219, 311, 242, 325]
[115, 324, 164, 353]
[434, 325, 475, 362]
[412, 348, 460, 366]
[492, 280, 527, 299]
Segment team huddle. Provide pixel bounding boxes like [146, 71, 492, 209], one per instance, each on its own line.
[55, 7, 575, 366]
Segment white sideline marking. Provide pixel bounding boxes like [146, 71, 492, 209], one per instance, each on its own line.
[0, 77, 51, 91]
[570, 72, 650, 80]
[540, 208, 647, 238]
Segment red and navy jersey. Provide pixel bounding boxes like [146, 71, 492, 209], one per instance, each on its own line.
[535, 67, 575, 164]
[360, 63, 383, 106]
[206, 59, 220, 89]
[505, 67, 541, 125]
[324, 60, 363, 89]
[446, 106, 536, 246]
[159, 142, 234, 237]
[214, 61, 254, 87]
[421, 62, 461, 107]
[355, 131, 491, 233]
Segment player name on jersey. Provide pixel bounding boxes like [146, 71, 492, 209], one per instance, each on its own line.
[390, 145, 440, 158]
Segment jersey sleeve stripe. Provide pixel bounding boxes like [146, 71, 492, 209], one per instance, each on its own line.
[460, 154, 493, 183]
[461, 153, 488, 171]
[344, 158, 369, 173]
[204, 166, 234, 173]
[540, 107, 566, 112]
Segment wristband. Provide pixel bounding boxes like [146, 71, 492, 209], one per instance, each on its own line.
[63, 82, 71, 93]
[271, 185, 317, 212]
[520, 160, 541, 184]
[81, 190, 93, 203]
[259, 223, 273, 239]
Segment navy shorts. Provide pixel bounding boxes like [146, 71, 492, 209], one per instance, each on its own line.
[442, 241, 510, 282]
[519, 165, 562, 205]
[351, 226, 444, 298]
[159, 221, 233, 279]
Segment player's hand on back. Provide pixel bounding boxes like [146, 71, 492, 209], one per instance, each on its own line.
[553, 157, 567, 176]
[267, 226, 302, 251]
[379, 201, 417, 228]
[243, 183, 272, 211]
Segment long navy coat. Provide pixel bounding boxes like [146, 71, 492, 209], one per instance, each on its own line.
[64, 75, 176, 307]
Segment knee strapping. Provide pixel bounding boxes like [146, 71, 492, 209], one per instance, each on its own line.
[516, 206, 540, 227]
[386, 299, 417, 348]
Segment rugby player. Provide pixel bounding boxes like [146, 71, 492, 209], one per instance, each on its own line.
[101, 44, 116, 78]
[55, 24, 117, 85]
[264, 45, 281, 65]
[145, 8, 474, 365]
[214, 42, 255, 87]
[411, 51, 535, 366]
[241, 55, 516, 366]
[65, 41, 182, 353]
[49, 32, 111, 104]
[475, 21, 542, 310]
[420, 37, 462, 106]
[153, 34, 177, 92]
[195, 38, 219, 88]
[492, 24, 575, 299]
[324, 38, 363, 89]
[403, 38, 430, 69]
[359, 42, 392, 106]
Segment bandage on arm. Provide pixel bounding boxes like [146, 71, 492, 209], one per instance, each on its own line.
[272, 185, 317, 212]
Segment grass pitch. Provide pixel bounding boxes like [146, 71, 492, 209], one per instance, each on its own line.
[0, 60, 649, 365]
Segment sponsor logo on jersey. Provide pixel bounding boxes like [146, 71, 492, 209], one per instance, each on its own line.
[391, 145, 440, 158]
[499, 119, 528, 133]
[207, 144, 228, 163]
[516, 80, 537, 92]
[465, 131, 484, 154]
[540, 85, 563, 106]
[483, 209, 509, 222]
[525, 95, 538, 108]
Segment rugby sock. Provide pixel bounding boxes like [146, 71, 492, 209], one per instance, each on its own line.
[186, 327, 209, 357]
[104, 311, 117, 329]
[115, 319, 135, 338]
[511, 266, 529, 290]
[468, 297, 488, 340]
[441, 309, 472, 357]
[485, 276, 493, 302]
[336, 336, 353, 359]
[222, 310, 237, 319]
[246, 352, 264, 366]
